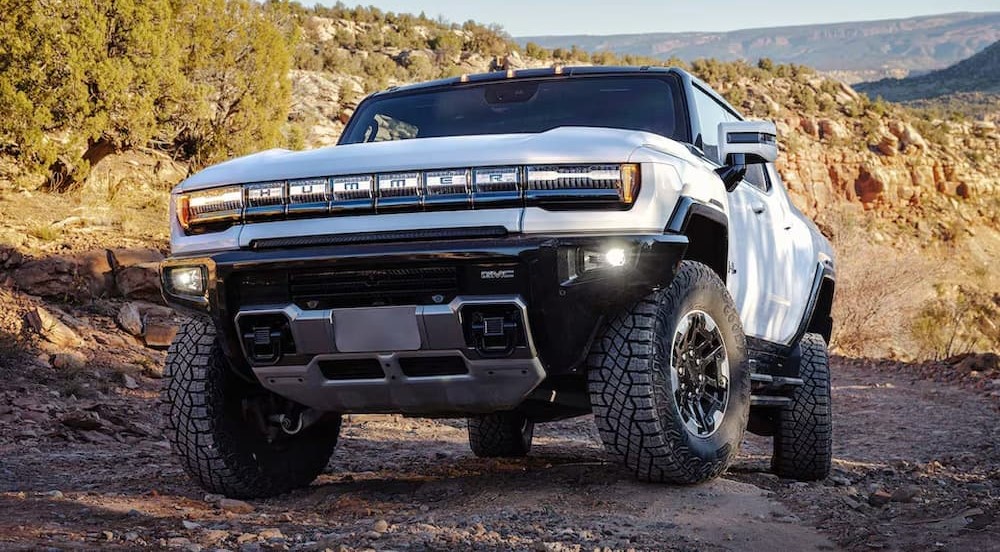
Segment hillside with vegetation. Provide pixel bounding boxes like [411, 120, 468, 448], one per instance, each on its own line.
[519, 12, 1000, 83]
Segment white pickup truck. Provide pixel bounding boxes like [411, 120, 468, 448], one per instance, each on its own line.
[160, 66, 836, 498]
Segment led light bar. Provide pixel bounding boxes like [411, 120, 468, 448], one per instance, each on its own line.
[331, 175, 374, 213]
[377, 172, 422, 210]
[180, 186, 243, 228]
[176, 164, 641, 232]
[245, 181, 285, 220]
[425, 169, 471, 208]
[287, 177, 329, 216]
[473, 167, 520, 206]
[525, 164, 640, 205]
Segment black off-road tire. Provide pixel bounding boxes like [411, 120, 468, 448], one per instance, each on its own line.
[588, 260, 751, 484]
[772, 333, 832, 480]
[467, 412, 534, 457]
[163, 319, 341, 498]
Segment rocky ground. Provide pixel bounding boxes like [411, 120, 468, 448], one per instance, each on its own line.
[0, 335, 997, 551]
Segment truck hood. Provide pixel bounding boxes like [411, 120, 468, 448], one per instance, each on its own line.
[175, 127, 692, 193]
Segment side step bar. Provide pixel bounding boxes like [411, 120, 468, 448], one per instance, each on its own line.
[749, 373, 804, 407]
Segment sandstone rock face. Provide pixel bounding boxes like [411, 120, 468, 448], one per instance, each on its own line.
[818, 118, 849, 141]
[12, 256, 103, 299]
[9, 248, 164, 303]
[887, 121, 928, 153]
[777, 111, 996, 216]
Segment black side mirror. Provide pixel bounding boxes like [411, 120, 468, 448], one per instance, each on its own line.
[716, 153, 746, 192]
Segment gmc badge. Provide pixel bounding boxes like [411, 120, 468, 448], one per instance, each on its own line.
[480, 269, 515, 280]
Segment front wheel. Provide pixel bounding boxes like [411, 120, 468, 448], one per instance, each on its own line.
[588, 261, 751, 484]
[162, 319, 342, 498]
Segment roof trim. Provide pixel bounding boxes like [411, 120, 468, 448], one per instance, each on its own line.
[371, 65, 689, 97]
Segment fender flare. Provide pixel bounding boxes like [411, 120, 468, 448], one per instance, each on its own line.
[665, 196, 728, 234]
[790, 262, 836, 347]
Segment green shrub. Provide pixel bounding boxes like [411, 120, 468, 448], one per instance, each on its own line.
[910, 286, 1000, 359]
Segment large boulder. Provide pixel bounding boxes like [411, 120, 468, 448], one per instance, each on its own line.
[115, 262, 162, 302]
[26, 306, 84, 348]
[109, 248, 164, 302]
[13, 256, 98, 299]
[887, 121, 928, 153]
[12, 248, 165, 303]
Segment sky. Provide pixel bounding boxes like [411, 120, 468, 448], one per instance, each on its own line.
[315, 0, 1000, 36]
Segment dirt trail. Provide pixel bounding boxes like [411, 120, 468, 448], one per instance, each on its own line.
[0, 359, 996, 551]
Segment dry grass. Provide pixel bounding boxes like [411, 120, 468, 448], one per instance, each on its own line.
[827, 212, 942, 358]
[27, 223, 62, 242]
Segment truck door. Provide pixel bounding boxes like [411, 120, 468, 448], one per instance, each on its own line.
[729, 163, 798, 344]
[689, 85, 795, 345]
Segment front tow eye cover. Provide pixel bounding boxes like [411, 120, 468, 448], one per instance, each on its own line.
[462, 304, 525, 357]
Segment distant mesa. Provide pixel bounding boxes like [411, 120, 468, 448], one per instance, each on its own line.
[855, 40, 1000, 102]
[518, 12, 1000, 83]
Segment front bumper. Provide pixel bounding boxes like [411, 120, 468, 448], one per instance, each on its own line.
[162, 232, 687, 414]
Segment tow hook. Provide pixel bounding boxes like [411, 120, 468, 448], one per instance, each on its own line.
[269, 408, 323, 435]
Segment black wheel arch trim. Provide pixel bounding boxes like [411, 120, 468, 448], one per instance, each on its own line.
[665, 196, 728, 234]
[792, 262, 836, 348]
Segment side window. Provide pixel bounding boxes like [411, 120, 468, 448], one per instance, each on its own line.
[743, 163, 771, 192]
[691, 87, 733, 164]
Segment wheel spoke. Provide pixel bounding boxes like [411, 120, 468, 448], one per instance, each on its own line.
[703, 374, 721, 389]
[692, 399, 711, 432]
[704, 394, 725, 414]
[698, 345, 724, 369]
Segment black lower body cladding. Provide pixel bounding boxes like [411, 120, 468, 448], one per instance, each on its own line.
[162, 233, 688, 376]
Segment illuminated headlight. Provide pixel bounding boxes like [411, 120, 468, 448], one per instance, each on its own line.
[560, 245, 632, 282]
[581, 247, 629, 271]
[165, 266, 206, 296]
[176, 186, 243, 229]
[525, 164, 640, 205]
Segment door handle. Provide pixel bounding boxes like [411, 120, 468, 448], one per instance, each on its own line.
[751, 202, 766, 214]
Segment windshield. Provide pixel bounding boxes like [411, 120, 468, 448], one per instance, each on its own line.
[340, 75, 689, 145]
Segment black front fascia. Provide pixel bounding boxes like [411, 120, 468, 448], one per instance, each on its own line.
[166, 234, 688, 377]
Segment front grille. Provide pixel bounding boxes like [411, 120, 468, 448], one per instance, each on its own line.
[318, 358, 385, 380]
[399, 356, 469, 377]
[289, 266, 459, 309]
[234, 260, 524, 310]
